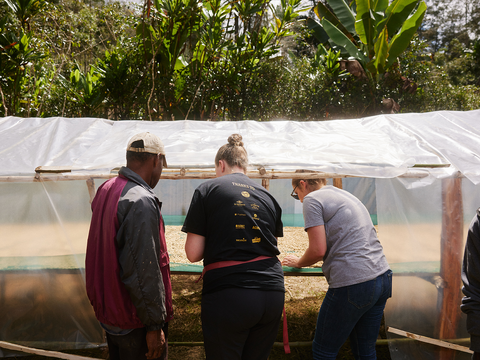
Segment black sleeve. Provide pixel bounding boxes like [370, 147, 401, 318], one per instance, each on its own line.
[181, 188, 208, 236]
[116, 195, 166, 331]
[274, 201, 284, 238]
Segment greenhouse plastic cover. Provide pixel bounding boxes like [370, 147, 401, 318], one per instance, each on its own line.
[1, 109, 480, 183]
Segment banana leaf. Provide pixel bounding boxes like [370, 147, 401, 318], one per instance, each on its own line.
[376, 0, 419, 39]
[322, 18, 368, 64]
[355, 0, 376, 52]
[386, 0, 426, 68]
[315, 2, 356, 43]
[326, 0, 356, 34]
[373, 0, 389, 12]
[306, 18, 330, 44]
[372, 27, 388, 76]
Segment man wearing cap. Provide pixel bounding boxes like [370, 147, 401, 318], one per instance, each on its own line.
[86, 132, 173, 360]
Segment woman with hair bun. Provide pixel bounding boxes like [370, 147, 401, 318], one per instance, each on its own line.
[182, 134, 285, 360]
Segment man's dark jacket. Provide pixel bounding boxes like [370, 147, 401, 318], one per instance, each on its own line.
[85, 167, 173, 331]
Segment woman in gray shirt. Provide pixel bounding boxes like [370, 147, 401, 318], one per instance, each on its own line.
[282, 175, 391, 360]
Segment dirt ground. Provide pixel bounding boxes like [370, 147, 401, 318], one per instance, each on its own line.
[10, 226, 392, 360]
[164, 226, 324, 268]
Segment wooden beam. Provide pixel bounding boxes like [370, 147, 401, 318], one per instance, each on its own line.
[0, 341, 99, 360]
[1, 169, 443, 183]
[436, 175, 464, 360]
[388, 327, 472, 354]
[1, 163, 460, 183]
[35, 166, 72, 173]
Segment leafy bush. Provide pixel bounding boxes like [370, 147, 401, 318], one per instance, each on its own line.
[1, 0, 479, 120]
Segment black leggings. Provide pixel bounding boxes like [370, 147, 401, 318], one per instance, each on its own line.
[201, 288, 284, 360]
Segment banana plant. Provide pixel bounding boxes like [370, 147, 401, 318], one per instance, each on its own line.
[308, 0, 427, 80]
[313, 44, 349, 79]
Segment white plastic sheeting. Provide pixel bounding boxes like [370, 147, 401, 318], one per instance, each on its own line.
[1, 109, 480, 183]
[378, 177, 480, 360]
[0, 180, 103, 356]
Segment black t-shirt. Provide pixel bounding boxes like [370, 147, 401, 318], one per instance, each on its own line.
[182, 173, 284, 294]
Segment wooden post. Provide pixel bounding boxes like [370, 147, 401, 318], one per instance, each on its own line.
[86, 178, 96, 204]
[436, 176, 464, 360]
[262, 179, 270, 191]
[333, 178, 343, 189]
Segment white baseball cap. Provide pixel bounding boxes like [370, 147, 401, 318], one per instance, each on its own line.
[127, 132, 167, 166]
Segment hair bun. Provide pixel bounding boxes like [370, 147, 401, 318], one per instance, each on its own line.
[228, 134, 243, 147]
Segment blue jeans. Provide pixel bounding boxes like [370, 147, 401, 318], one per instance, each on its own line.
[312, 270, 392, 360]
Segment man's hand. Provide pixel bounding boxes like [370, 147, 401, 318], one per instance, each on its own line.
[145, 329, 165, 360]
[282, 255, 300, 268]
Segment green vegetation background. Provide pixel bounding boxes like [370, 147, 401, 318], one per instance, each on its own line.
[1, 0, 479, 121]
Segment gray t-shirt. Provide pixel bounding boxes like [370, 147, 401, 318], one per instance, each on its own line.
[303, 185, 389, 288]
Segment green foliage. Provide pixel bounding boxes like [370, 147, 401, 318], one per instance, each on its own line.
[297, 0, 430, 117]
[431, 39, 480, 87]
[441, 39, 479, 86]
[313, 45, 349, 79]
[1, 0, 141, 117]
[422, 77, 480, 112]
[251, 57, 329, 121]
[311, 0, 427, 79]
[94, 49, 139, 119]
[162, 0, 308, 120]
[377, 35, 480, 113]
[67, 63, 103, 116]
[146, 0, 203, 119]
[4, 0, 47, 31]
[0, 0, 478, 120]
[0, 24, 45, 116]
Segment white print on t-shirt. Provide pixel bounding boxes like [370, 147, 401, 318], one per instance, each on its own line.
[232, 182, 256, 191]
